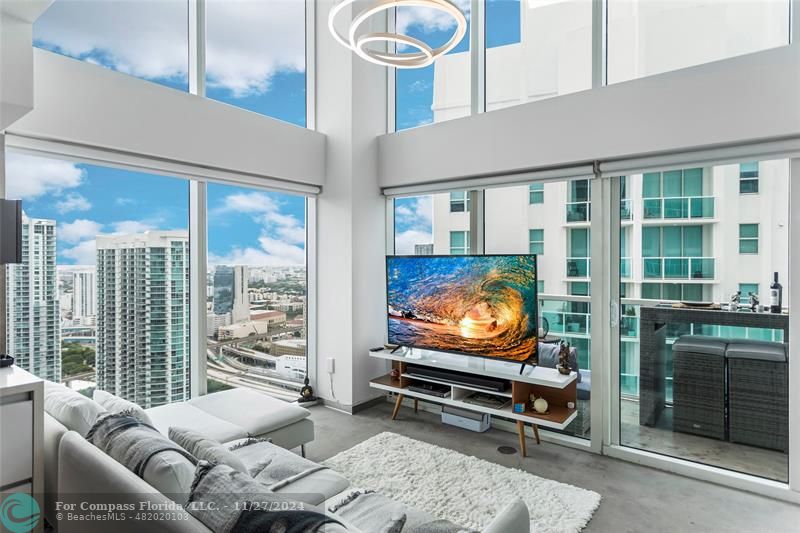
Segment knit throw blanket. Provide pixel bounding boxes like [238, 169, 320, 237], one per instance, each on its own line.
[86, 411, 196, 477]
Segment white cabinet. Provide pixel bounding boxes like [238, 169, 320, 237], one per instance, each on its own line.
[0, 366, 43, 533]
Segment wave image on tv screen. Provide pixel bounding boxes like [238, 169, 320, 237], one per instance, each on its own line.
[386, 255, 537, 361]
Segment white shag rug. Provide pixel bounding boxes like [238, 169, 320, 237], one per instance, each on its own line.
[322, 432, 600, 533]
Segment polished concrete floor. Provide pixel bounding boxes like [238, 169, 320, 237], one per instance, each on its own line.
[304, 401, 800, 533]
[620, 399, 788, 482]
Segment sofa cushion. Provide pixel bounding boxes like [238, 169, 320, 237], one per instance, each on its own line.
[168, 427, 248, 474]
[44, 381, 107, 437]
[93, 389, 154, 426]
[141, 449, 197, 499]
[227, 438, 349, 506]
[187, 463, 342, 533]
[326, 489, 475, 533]
[147, 402, 248, 443]
[188, 388, 310, 436]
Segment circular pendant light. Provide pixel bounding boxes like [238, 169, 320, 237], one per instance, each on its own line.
[328, 0, 467, 69]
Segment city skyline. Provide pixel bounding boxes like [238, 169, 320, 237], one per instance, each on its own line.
[5, 152, 308, 268]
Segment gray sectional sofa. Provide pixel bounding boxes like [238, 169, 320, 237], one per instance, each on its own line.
[43, 383, 529, 533]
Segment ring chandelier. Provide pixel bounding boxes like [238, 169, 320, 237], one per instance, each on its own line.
[328, 0, 467, 69]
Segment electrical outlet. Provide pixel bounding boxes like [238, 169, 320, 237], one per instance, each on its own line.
[326, 357, 335, 374]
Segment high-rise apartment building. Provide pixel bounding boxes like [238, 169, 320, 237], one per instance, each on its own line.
[5, 215, 61, 382]
[213, 265, 249, 324]
[96, 231, 190, 408]
[414, 243, 434, 255]
[71, 267, 96, 325]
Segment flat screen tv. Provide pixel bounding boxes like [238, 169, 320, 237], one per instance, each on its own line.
[386, 255, 538, 363]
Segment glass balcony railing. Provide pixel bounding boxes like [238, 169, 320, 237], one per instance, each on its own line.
[620, 199, 632, 220]
[620, 257, 631, 279]
[642, 257, 715, 280]
[566, 201, 591, 223]
[642, 196, 715, 220]
[566, 257, 591, 278]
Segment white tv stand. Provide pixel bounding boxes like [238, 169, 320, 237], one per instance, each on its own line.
[368, 348, 577, 457]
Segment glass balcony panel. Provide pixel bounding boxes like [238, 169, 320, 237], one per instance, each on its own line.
[620, 258, 631, 279]
[642, 199, 662, 218]
[663, 258, 689, 279]
[690, 258, 715, 279]
[620, 199, 632, 220]
[663, 198, 688, 219]
[566, 258, 590, 278]
[566, 202, 590, 223]
[690, 197, 715, 218]
[643, 258, 662, 278]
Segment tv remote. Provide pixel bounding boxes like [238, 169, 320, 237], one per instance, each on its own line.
[369, 346, 384, 352]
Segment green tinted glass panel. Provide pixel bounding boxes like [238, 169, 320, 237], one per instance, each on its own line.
[739, 239, 759, 254]
[739, 224, 759, 238]
[643, 172, 661, 197]
[683, 168, 703, 196]
[663, 283, 682, 300]
[663, 170, 682, 196]
[529, 229, 544, 241]
[642, 227, 661, 257]
[530, 242, 544, 255]
[682, 284, 703, 302]
[570, 282, 589, 296]
[570, 228, 589, 257]
[663, 226, 682, 257]
[682, 226, 703, 257]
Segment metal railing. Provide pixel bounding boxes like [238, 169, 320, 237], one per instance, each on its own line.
[642, 196, 715, 220]
[642, 257, 715, 280]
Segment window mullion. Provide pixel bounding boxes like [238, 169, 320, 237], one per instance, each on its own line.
[189, 180, 208, 398]
[470, 0, 486, 115]
[188, 0, 206, 97]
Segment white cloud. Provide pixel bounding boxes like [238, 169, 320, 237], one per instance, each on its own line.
[395, 196, 433, 229]
[395, 230, 434, 255]
[5, 152, 84, 200]
[217, 192, 280, 215]
[111, 220, 157, 235]
[209, 238, 305, 268]
[63, 239, 98, 265]
[56, 193, 92, 214]
[34, 0, 306, 97]
[58, 219, 103, 244]
[396, 0, 471, 35]
[115, 197, 136, 206]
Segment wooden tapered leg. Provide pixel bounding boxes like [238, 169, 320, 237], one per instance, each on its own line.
[391, 394, 405, 420]
[532, 423, 541, 445]
[414, 398, 418, 413]
[517, 420, 527, 457]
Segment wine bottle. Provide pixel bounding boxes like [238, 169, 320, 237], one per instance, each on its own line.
[769, 272, 783, 314]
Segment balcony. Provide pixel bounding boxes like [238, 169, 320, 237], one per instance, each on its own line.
[642, 257, 715, 280]
[620, 257, 631, 279]
[566, 257, 591, 278]
[620, 199, 632, 221]
[566, 201, 591, 223]
[642, 196, 715, 220]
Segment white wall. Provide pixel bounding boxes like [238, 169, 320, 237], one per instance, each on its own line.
[379, 45, 800, 187]
[7, 50, 327, 186]
[315, 0, 387, 408]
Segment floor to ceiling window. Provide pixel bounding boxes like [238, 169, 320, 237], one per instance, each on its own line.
[485, 0, 592, 111]
[395, 1, 471, 131]
[206, 184, 309, 399]
[484, 178, 593, 440]
[616, 158, 790, 482]
[33, 0, 189, 92]
[3, 151, 190, 408]
[205, 0, 307, 126]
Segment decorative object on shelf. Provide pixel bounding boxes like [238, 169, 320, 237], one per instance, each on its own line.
[0, 354, 14, 368]
[729, 290, 741, 311]
[513, 402, 526, 414]
[389, 368, 400, 379]
[567, 401, 575, 410]
[328, 0, 467, 69]
[747, 291, 760, 313]
[538, 316, 550, 339]
[530, 396, 549, 415]
[557, 341, 571, 375]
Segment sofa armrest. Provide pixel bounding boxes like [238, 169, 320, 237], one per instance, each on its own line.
[483, 499, 530, 533]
